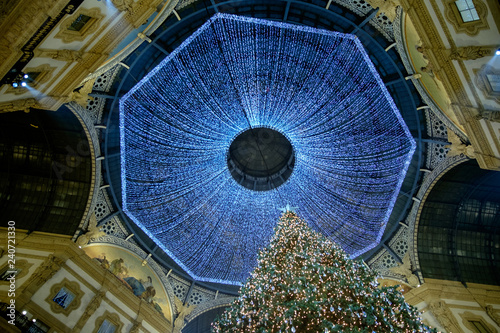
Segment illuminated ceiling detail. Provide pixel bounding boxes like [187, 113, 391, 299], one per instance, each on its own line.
[120, 13, 415, 285]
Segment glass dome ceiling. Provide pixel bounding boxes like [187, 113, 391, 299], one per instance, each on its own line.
[120, 13, 415, 285]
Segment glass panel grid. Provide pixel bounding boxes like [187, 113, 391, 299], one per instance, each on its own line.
[455, 0, 480, 22]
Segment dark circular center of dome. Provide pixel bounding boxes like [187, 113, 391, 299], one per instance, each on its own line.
[227, 127, 295, 191]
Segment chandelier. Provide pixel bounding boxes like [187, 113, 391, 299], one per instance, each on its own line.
[120, 13, 415, 285]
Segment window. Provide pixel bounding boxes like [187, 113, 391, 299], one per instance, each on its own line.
[25, 72, 41, 84]
[461, 312, 495, 333]
[68, 14, 92, 32]
[93, 312, 122, 333]
[55, 8, 104, 43]
[0, 260, 32, 283]
[27, 319, 49, 333]
[445, 0, 488, 36]
[486, 74, 500, 93]
[0, 266, 21, 281]
[469, 320, 489, 333]
[52, 287, 75, 309]
[46, 278, 82, 315]
[455, 0, 479, 22]
[98, 319, 117, 333]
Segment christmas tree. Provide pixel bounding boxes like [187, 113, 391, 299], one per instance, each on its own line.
[212, 210, 436, 332]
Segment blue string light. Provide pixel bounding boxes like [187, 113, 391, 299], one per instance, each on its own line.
[120, 13, 415, 285]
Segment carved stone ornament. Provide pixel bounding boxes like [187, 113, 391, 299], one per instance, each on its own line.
[111, 0, 134, 13]
[366, 0, 401, 21]
[173, 296, 197, 333]
[129, 320, 142, 333]
[31, 254, 64, 285]
[76, 212, 106, 246]
[445, 129, 476, 158]
[450, 46, 492, 61]
[37, 48, 84, 62]
[0, 0, 19, 24]
[388, 252, 420, 287]
[478, 110, 500, 122]
[428, 300, 461, 333]
[69, 78, 96, 109]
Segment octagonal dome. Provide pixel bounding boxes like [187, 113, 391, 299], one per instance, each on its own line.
[120, 13, 415, 285]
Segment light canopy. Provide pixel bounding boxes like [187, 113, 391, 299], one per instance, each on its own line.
[120, 13, 415, 285]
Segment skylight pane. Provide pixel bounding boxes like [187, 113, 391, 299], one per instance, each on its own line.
[455, 0, 480, 22]
[460, 10, 474, 22]
[471, 8, 479, 20]
[455, 0, 469, 11]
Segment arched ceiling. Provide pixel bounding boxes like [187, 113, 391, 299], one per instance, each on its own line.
[0, 107, 92, 235]
[418, 159, 500, 286]
[102, 0, 427, 288]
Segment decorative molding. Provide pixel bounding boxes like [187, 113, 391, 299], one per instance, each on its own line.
[332, 0, 395, 41]
[45, 277, 83, 316]
[461, 311, 496, 333]
[0, 230, 173, 332]
[111, 0, 134, 13]
[0, 0, 77, 86]
[81, 0, 177, 84]
[54, 7, 105, 43]
[443, 0, 489, 36]
[486, 305, 500, 327]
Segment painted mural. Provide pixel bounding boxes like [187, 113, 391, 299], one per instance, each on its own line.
[83, 244, 171, 319]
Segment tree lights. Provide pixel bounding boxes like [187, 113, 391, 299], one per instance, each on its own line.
[212, 212, 436, 332]
[120, 13, 415, 285]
